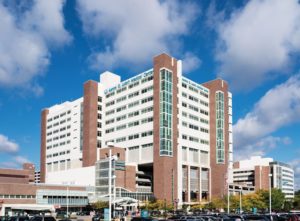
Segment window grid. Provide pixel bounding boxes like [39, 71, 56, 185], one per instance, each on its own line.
[159, 69, 173, 156]
[216, 91, 225, 164]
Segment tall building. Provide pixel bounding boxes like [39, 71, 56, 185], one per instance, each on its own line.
[40, 53, 233, 204]
[232, 156, 294, 199]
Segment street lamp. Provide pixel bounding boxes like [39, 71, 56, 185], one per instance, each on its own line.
[109, 148, 112, 221]
[67, 185, 69, 218]
[239, 188, 242, 214]
[108, 145, 118, 221]
[269, 174, 272, 215]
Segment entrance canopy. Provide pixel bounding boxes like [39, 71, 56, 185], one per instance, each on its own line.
[96, 196, 138, 206]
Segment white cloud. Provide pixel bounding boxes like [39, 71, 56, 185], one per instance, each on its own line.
[0, 0, 71, 95]
[0, 156, 31, 169]
[234, 136, 291, 161]
[14, 156, 31, 165]
[22, 0, 71, 46]
[182, 52, 202, 74]
[77, 0, 199, 71]
[215, 0, 300, 91]
[0, 134, 19, 154]
[234, 74, 300, 149]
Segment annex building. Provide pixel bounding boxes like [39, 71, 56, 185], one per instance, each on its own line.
[232, 156, 294, 199]
[40, 53, 233, 205]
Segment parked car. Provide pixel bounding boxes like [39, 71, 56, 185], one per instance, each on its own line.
[0, 216, 9, 221]
[244, 215, 269, 221]
[227, 215, 245, 221]
[8, 216, 29, 221]
[131, 217, 159, 221]
[29, 216, 56, 221]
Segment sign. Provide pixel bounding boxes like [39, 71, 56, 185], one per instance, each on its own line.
[104, 208, 109, 221]
[252, 207, 257, 214]
[141, 210, 148, 218]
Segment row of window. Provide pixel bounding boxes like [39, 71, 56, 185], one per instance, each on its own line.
[0, 195, 36, 199]
[115, 131, 153, 143]
[182, 83, 209, 98]
[182, 102, 209, 116]
[47, 118, 71, 130]
[106, 116, 153, 133]
[46, 159, 71, 172]
[47, 132, 71, 143]
[46, 140, 71, 149]
[105, 74, 154, 98]
[182, 92, 208, 107]
[109, 131, 154, 144]
[182, 134, 209, 145]
[128, 142, 153, 150]
[182, 122, 209, 133]
[46, 150, 70, 158]
[47, 110, 72, 122]
[105, 96, 153, 116]
[182, 112, 209, 124]
[105, 105, 153, 126]
[107, 87, 153, 108]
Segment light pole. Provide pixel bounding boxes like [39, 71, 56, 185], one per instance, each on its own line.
[66, 185, 69, 218]
[239, 188, 242, 214]
[269, 174, 272, 215]
[109, 148, 112, 221]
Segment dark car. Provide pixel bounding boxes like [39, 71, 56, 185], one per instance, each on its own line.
[244, 215, 269, 221]
[29, 216, 56, 221]
[0, 217, 9, 221]
[131, 217, 159, 221]
[8, 217, 29, 221]
[227, 215, 245, 221]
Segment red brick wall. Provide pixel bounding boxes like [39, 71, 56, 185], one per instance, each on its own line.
[83, 80, 98, 167]
[40, 109, 49, 183]
[254, 165, 270, 190]
[125, 166, 136, 192]
[153, 53, 178, 203]
[99, 147, 125, 161]
[202, 79, 229, 198]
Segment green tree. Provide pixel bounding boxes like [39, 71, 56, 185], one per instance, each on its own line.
[92, 200, 109, 211]
[259, 188, 285, 211]
[243, 193, 266, 211]
[293, 190, 300, 209]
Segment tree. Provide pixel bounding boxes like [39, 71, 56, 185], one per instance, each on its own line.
[258, 188, 285, 211]
[92, 200, 109, 211]
[243, 193, 266, 211]
[293, 190, 300, 209]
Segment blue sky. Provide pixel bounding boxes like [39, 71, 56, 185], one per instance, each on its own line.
[0, 0, 300, 189]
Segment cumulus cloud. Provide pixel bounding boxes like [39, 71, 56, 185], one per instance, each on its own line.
[234, 136, 291, 161]
[182, 52, 202, 73]
[0, 156, 31, 169]
[234, 74, 300, 149]
[0, 0, 71, 95]
[215, 0, 300, 91]
[14, 155, 31, 165]
[77, 0, 199, 71]
[0, 134, 19, 153]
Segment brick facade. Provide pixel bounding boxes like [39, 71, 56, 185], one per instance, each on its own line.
[203, 79, 229, 198]
[82, 80, 98, 167]
[254, 165, 270, 190]
[40, 109, 49, 183]
[153, 53, 178, 202]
